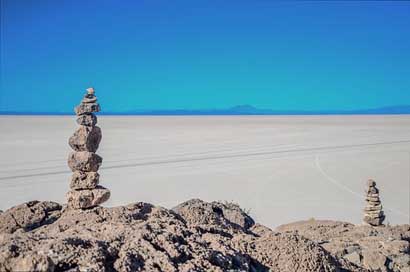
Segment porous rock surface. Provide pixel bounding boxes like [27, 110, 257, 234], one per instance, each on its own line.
[0, 199, 408, 271]
[69, 126, 102, 152]
[67, 151, 103, 172]
[66, 186, 111, 209]
[277, 220, 410, 272]
[70, 171, 100, 190]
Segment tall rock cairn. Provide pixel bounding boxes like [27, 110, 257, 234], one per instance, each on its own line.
[66, 88, 110, 209]
[363, 179, 385, 226]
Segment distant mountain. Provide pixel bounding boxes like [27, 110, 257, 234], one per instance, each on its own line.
[1, 105, 410, 115]
[351, 105, 410, 114]
[121, 105, 410, 115]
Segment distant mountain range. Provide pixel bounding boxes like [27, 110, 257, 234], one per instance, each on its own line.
[1, 105, 410, 115]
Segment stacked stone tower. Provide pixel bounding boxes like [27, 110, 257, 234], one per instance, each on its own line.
[363, 179, 385, 226]
[66, 88, 110, 209]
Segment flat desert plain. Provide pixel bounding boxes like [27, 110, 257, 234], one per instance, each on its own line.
[0, 115, 409, 228]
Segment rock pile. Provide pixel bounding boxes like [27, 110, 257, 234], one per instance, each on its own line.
[2, 199, 409, 272]
[66, 88, 110, 209]
[363, 179, 385, 226]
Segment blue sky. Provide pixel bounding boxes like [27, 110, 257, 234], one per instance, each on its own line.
[1, 0, 409, 113]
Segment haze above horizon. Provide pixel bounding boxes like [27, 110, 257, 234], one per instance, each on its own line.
[1, 1, 409, 113]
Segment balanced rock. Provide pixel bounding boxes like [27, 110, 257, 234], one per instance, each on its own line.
[66, 88, 110, 210]
[76, 113, 97, 126]
[67, 151, 102, 172]
[69, 125, 102, 152]
[82, 96, 97, 104]
[70, 171, 100, 190]
[66, 186, 110, 209]
[75, 103, 100, 116]
[363, 179, 385, 226]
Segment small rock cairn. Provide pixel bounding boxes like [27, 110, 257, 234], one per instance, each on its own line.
[363, 179, 385, 226]
[66, 88, 110, 209]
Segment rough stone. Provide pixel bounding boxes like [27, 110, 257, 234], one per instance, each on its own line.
[0, 200, 343, 272]
[362, 249, 388, 271]
[70, 171, 100, 190]
[367, 179, 376, 187]
[81, 96, 97, 104]
[172, 198, 255, 230]
[363, 180, 385, 226]
[69, 125, 102, 152]
[364, 205, 382, 211]
[74, 102, 100, 115]
[66, 186, 110, 209]
[363, 215, 385, 226]
[76, 113, 97, 126]
[67, 151, 102, 172]
[367, 186, 379, 194]
[0, 253, 55, 272]
[384, 240, 410, 255]
[343, 251, 362, 266]
[0, 201, 62, 234]
[275, 219, 410, 272]
[366, 196, 380, 202]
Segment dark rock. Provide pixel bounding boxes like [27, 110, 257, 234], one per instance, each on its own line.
[76, 113, 97, 126]
[366, 196, 380, 202]
[81, 96, 97, 104]
[367, 179, 376, 187]
[363, 214, 385, 226]
[74, 103, 100, 115]
[69, 126, 102, 152]
[67, 151, 102, 172]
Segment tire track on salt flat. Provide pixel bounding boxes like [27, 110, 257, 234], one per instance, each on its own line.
[1, 140, 410, 182]
[314, 155, 409, 219]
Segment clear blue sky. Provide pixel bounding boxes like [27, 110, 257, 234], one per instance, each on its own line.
[1, 0, 409, 113]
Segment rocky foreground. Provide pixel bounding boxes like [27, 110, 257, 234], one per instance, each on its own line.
[0, 199, 408, 272]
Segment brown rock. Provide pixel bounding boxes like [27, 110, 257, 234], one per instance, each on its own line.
[362, 249, 387, 271]
[67, 151, 102, 172]
[69, 126, 102, 152]
[82, 96, 97, 104]
[363, 215, 385, 226]
[75, 103, 100, 115]
[76, 113, 97, 126]
[70, 171, 100, 190]
[172, 199, 255, 230]
[367, 193, 380, 198]
[384, 240, 410, 255]
[367, 186, 379, 194]
[66, 186, 110, 209]
[0, 253, 55, 272]
[0, 201, 62, 234]
[364, 205, 382, 211]
[364, 210, 384, 217]
[2, 199, 410, 272]
[343, 251, 361, 266]
[367, 179, 376, 187]
[366, 196, 380, 202]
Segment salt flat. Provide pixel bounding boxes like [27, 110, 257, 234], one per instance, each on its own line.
[0, 115, 409, 228]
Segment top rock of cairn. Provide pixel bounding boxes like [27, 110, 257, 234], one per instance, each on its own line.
[67, 88, 110, 209]
[74, 87, 101, 116]
[363, 179, 385, 226]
